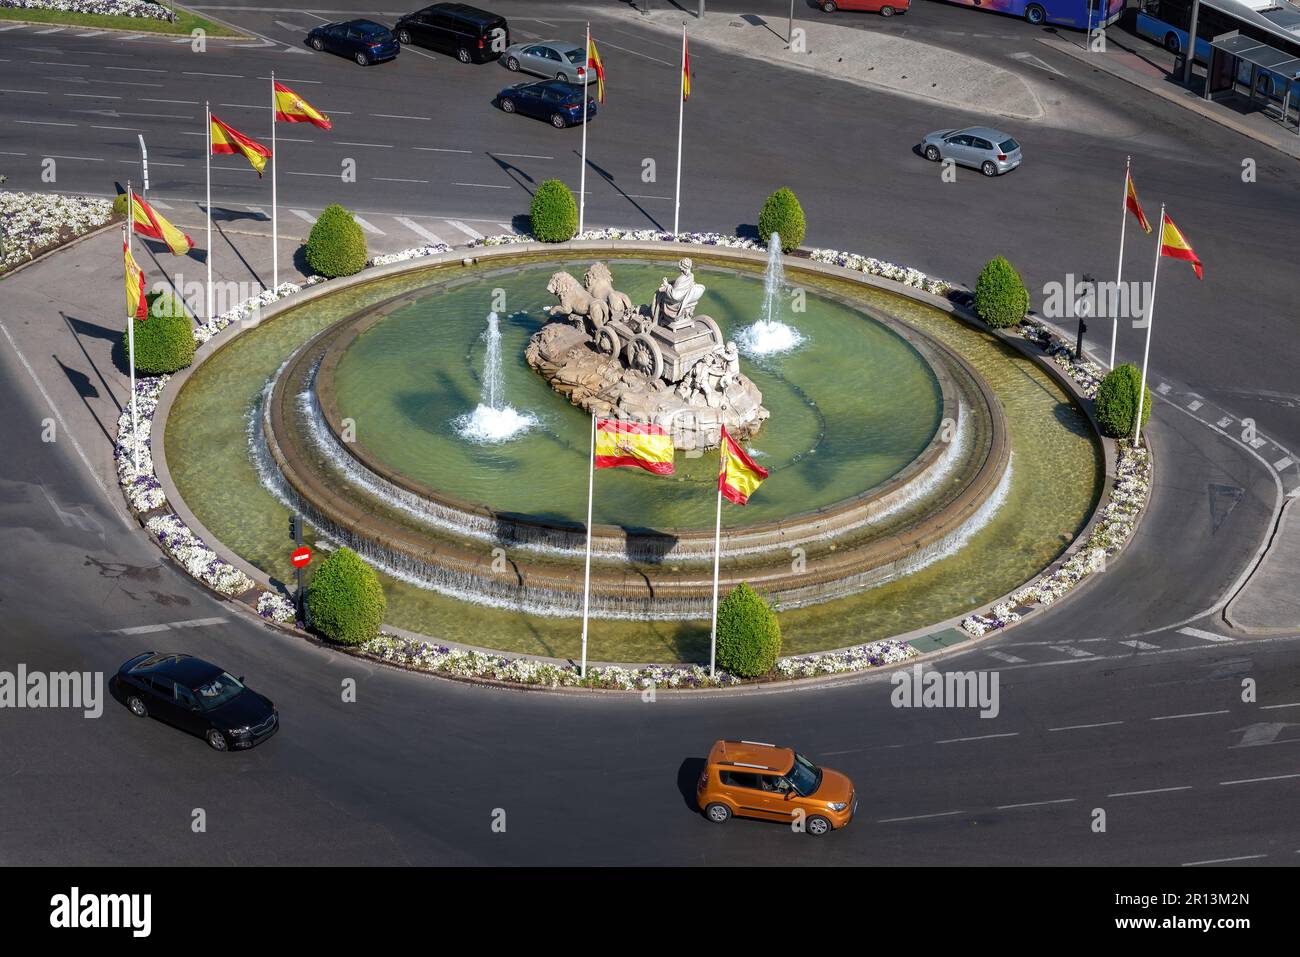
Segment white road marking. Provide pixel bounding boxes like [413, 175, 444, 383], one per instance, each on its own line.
[0, 24, 24, 31]
[120, 159, 184, 167]
[0, 150, 28, 156]
[375, 177, 429, 184]
[148, 199, 173, 209]
[372, 113, 431, 120]
[256, 76, 321, 83]
[284, 171, 339, 177]
[1220, 772, 1300, 786]
[1150, 710, 1229, 721]
[289, 208, 317, 224]
[185, 72, 245, 78]
[1186, 399, 1202, 411]
[0, 88, 48, 94]
[92, 125, 142, 131]
[935, 732, 1019, 744]
[1178, 626, 1232, 642]
[454, 182, 510, 189]
[878, 809, 965, 823]
[16, 119, 76, 126]
[46, 154, 103, 161]
[31, 60, 88, 67]
[597, 39, 673, 67]
[1249, 436, 1267, 448]
[1274, 456, 1294, 471]
[337, 141, 393, 148]
[996, 797, 1076, 810]
[1048, 644, 1094, 658]
[105, 66, 166, 73]
[63, 93, 122, 99]
[1119, 639, 1159, 650]
[1217, 416, 1233, 427]
[1009, 51, 1066, 76]
[495, 152, 553, 159]
[140, 97, 199, 104]
[1182, 854, 1266, 866]
[107, 617, 228, 635]
[34, 27, 67, 34]
[1049, 721, 1124, 732]
[351, 215, 385, 235]
[77, 31, 107, 38]
[273, 20, 304, 31]
[1261, 702, 1300, 710]
[414, 146, 471, 154]
[218, 102, 269, 110]
[986, 650, 1026, 664]
[395, 218, 446, 245]
[1108, 785, 1193, 797]
[445, 220, 484, 240]
[1156, 382, 1171, 394]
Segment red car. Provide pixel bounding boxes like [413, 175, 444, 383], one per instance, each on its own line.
[820, 0, 910, 15]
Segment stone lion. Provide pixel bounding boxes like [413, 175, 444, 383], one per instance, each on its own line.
[547, 271, 608, 327]
[583, 262, 635, 317]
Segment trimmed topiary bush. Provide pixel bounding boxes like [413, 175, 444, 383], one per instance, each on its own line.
[530, 179, 578, 243]
[304, 203, 367, 278]
[112, 193, 129, 217]
[1095, 363, 1152, 439]
[715, 583, 782, 678]
[974, 256, 1030, 329]
[758, 187, 805, 253]
[124, 291, 195, 374]
[306, 547, 386, 646]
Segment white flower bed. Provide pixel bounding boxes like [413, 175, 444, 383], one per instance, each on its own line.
[368, 243, 451, 266]
[1020, 324, 1104, 398]
[144, 514, 254, 597]
[808, 249, 952, 296]
[775, 639, 915, 678]
[0, 191, 112, 273]
[1, 0, 171, 21]
[962, 445, 1151, 634]
[114, 374, 170, 512]
[257, 591, 296, 624]
[471, 228, 764, 250]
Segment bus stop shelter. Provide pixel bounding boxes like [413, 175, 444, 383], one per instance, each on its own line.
[1206, 30, 1300, 131]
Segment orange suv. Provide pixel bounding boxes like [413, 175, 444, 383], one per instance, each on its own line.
[697, 740, 856, 836]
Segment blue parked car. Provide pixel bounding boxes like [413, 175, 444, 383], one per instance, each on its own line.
[495, 79, 596, 129]
[307, 19, 400, 66]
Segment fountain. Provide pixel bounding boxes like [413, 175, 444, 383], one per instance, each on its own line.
[739, 233, 806, 357]
[453, 312, 538, 444]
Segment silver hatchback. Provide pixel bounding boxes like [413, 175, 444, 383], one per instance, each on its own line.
[921, 127, 1023, 176]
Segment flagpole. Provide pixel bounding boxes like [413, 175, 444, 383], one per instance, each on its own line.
[205, 100, 213, 320]
[579, 413, 596, 679]
[126, 180, 139, 475]
[271, 71, 279, 292]
[674, 26, 685, 236]
[708, 438, 724, 678]
[579, 22, 590, 235]
[1110, 155, 1130, 369]
[1133, 204, 1164, 450]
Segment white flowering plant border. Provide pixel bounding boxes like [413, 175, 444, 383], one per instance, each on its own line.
[257, 591, 296, 624]
[145, 514, 254, 597]
[807, 248, 952, 297]
[0, 0, 172, 22]
[1019, 323, 1105, 399]
[470, 227, 765, 250]
[0, 191, 113, 273]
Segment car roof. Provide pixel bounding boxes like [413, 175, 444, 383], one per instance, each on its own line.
[433, 3, 503, 23]
[707, 739, 795, 774]
[524, 79, 579, 93]
[132, 653, 224, 686]
[527, 39, 582, 50]
[962, 127, 1013, 140]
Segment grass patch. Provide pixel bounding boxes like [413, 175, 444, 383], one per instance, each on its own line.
[0, 5, 243, 37]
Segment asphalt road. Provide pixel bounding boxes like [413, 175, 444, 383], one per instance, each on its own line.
[2, 2, 1299, 866]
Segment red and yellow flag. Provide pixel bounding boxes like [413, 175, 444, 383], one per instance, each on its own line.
[587, 35, 605, 104]
[682, 33, 691, 102]
[1159, 214, 1203, 280]
[210, 114, 272, 177]
[718, 427, 767, 505]
[274, 81, 332, 130]
[130, 191, 193, 256]
[1125, 171, 1152, 234]
[594, 418, 674, 475]
[123, 236, 147, 321]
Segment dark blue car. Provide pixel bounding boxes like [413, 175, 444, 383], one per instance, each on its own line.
[495, 79, 596, 128]
[307, 19, 400, 66]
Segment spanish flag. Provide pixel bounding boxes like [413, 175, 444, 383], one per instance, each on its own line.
[682, 33, 691, 102]
[1125, 171, 1151, 234]
[718, 427, 767, 505]
[594, 418, 674, 475]
[587, 35, 605, 104]
[1159, 214, 1203, 280]
[130, 191, 193, 256]
[210, 115, 272, 177]
[124, 236, 147, 321]
[274, 81, 332, 130]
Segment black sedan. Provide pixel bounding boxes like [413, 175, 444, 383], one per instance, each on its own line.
[307, 19, 400, 66]
[495, 79, 596, 128]
[111, 652, 278, 752]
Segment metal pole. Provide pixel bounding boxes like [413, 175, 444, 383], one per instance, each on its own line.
[698, 0, 705, 18]
[205, 101, 213, 320]
[708, 443, 724, 678]
[579, 23, 590, 235]
[137, 134, 149, 202]
[294, 513, 303, 617]
[1182, 0, 1201, 87]
[271, 71, 279, 292]
[579, 414, 596, 678]
[1110, 156, 1130, 369]
[788, 0, 795, 44]
[1133, 205, 1164, 449]
[126, 181, 139, 475]
[674, 25, 685, 235]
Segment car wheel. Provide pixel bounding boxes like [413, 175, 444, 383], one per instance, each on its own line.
[807, 815, 832, 836]
[924, 144, 941, 162]
[457, 47, 471, 63]
[397, 29, 411, 45]
[206, 729, 229, 752]
[507, 56, 520, 71]
[355, 51, 369, 66]
[981, 160, 998, 177]
[1165, 32, 1180, 54]
[310, 36, 324, 51]
[500, 98, 516, 113]
[550, 112, 567, 129]
[880, 5, 895, 16]
[556, 71, 569, 82]
[127, 695, 147, 718]
[1025, 3, 1046, 24]
[705, 803, 732, 823]
[822, 0, 838, 11]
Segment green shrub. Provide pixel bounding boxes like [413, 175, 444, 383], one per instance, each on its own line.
[715, 583, 782, 678]
[529, 179, 578, 243]
[1095, 363, 1152, 439]
[306, 547, 386, 645]
[304, 204, 367, 278]
[112, 193, 129, 217]
[124, 291, 195, 374]
[758, 188, 805, 252]
[974, 256, 1030, 329]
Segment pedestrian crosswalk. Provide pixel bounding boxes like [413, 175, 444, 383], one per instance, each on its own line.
[962, 621, 1250, 670]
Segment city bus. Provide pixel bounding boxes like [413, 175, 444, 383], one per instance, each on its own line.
[1135, 0, 1300, 93]
[936, 0, 1124, 29]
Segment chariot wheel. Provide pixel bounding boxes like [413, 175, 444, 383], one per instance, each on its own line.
[698, 315, 724, 348]
[597, 326, 621, 357]
[627, 333, 664, 380]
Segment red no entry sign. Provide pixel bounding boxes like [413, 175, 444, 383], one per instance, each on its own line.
[291, 546, 312, 568]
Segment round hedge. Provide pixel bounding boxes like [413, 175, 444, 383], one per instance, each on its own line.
[305, 204, 368, 278]
[974, 256, 1030, 329]
[530, 179, 578, 243]
[758, 188, 805, 253]
[124, 291, 195, 375]
[306, 547, 386, 646]
[112, 193, 129, 217]
[715, 583, 782, 678]
[1095, 363, 1152, 439]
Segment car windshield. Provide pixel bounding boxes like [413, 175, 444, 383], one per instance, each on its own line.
[193, 672, 245, 710]
[787, 752, 822, 796]
[563, 48, 584, 64]
[357, 23, 387, 38]
[999, 138, 1019, 152]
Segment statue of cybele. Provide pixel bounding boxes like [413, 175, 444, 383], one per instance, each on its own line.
[652, 257, 706, 328]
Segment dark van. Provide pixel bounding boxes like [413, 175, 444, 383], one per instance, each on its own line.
[394, 3, 509, 63]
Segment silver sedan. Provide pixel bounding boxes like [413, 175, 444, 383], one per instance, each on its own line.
[920, 127, 1023, 176]
[501, 40, 588, 83]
